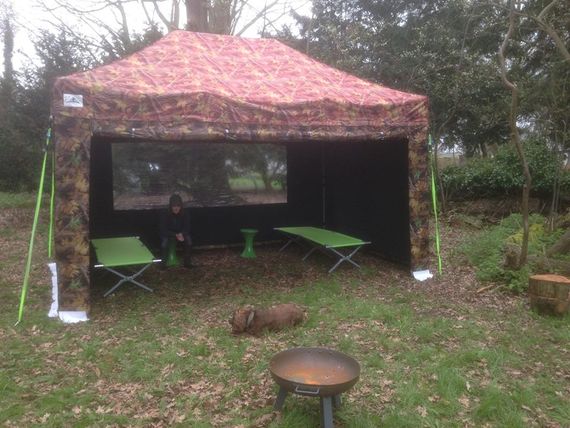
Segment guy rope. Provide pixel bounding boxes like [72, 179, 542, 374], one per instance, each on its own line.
[16, 122, 55, 325]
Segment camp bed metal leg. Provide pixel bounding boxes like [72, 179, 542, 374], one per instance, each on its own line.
[327, 245, 364, 273]
[102, 263, 154, 297]
[302, 246, 319, 261]
[274, 227, 370, 273]
[279, 236, 303, 252]
[279, 238, 294, 252]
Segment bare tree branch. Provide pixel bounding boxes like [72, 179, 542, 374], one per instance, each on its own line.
[140, 0, 153, 24]
[114, 0, 132, 49]
[230, 0, 247, 34]
[498, 0, 532, 267]
[530, 19, 570, 62]
[537, 0, 559, 21]
[234, 0, 280, 36]
[32, 10, 105, 62]
[170, 0, 180, 29]
[149, 0, 179, 31]
[47, 0, 116, 15]
[513, 0, 570, 62]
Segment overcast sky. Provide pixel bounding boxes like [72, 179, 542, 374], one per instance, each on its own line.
[4, 0, 312, 73]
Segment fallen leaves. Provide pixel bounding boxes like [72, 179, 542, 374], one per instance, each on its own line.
[2, 210, 569, 427]
[458, 395, 470, 408]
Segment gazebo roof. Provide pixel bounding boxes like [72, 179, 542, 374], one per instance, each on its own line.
[53, 30, 428, 133]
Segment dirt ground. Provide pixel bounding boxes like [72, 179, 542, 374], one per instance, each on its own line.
[0, 205, 524, 316]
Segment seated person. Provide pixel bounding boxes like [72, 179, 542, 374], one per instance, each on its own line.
[159, 194, 192, 268]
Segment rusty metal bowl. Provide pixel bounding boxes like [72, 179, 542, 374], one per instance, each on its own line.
[269, 347, 360, 397]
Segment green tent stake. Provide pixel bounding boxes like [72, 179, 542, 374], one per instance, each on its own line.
[429, 135, 443, 275]
[16, 127, 52, 325]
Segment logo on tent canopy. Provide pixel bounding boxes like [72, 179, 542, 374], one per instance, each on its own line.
[63, 94, 84, 108]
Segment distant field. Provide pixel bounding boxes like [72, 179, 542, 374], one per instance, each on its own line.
[229, 175, 284, 191]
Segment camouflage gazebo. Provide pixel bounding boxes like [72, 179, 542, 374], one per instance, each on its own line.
[51, 30, 430, 313]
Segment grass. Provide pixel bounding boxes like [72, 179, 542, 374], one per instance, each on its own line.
[229, 175, 284, 191]
[1, 200, 569, 427]
[0, 191, 42, 209]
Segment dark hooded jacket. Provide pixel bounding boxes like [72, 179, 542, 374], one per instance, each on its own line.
[159, 194, 191, 240]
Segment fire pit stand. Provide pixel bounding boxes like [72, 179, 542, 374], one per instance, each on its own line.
[273, 386, 343, 428]
[269, 347, 360, 428]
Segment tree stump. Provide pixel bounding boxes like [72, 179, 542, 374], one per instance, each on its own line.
[528, 274, 570, 316]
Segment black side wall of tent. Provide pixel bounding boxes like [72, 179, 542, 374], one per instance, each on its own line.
[89, 137, 410, 267]
[324, 140, 410, 264]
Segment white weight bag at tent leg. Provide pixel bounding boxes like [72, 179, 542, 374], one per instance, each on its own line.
[48, 262, 89, 323]
[412, 269, 433, 281]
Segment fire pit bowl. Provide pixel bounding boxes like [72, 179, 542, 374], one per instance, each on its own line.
[269, 347, 360, 428]
[270, 347, 360, 396]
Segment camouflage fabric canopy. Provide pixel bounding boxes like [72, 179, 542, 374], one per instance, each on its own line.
[53, 30, 428, 135]
[51, 30, 429, 312]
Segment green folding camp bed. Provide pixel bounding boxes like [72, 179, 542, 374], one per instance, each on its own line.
[91, 236, 161, 297]
[275, 226, 370, 273]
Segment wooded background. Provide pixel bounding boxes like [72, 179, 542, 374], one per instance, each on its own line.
[0, 0, 568, 202]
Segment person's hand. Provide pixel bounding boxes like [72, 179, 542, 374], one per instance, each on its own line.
[176, 233, 184, 242]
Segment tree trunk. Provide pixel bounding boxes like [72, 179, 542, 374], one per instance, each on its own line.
[2, 16, 14, 92]
[520, 180, 531, 266]
[186, 0, 209, 32]
[479, 141, 488, 158]
[547, 124, 566, 232]
[498, 0, 532, 268]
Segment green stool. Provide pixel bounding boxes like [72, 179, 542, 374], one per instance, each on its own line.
[166, 239, 180, 267]
[240, 228, 258, 259]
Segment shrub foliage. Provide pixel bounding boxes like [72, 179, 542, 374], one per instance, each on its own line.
[442, 139, 570, 200]
[461, 213, 565, 292]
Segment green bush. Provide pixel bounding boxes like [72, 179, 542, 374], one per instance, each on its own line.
[461, 213, 564, 292]
[442, 139, 570, 200]
[0, 125, 43, 192]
